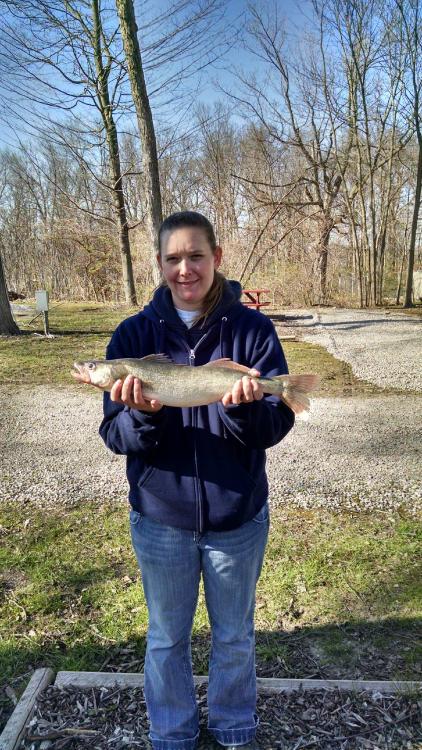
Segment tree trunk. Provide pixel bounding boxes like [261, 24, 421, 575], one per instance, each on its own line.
[376, 224, 387, 306]
[92, 0, 137, 306]
[404, 141, 422, 307]
[395, 243, 407, 305]
[314, 218, 334, 304]
[104, 110, 138, 307]
[0, 252, 20, 335]
[115, 0, 163, 283]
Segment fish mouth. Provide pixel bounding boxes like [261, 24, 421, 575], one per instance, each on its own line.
[72, 362, 91, 384]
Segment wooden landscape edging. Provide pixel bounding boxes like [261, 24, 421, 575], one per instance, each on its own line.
[54, 671, 422, 695]
[0, 668, 55, 750]
[2, 670, 421, 749]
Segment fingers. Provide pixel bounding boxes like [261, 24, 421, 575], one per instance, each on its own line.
[121, 374, 136, 404]
[132, 376, 143, 405]
[110, 375, 162, 412]
[251, 378, 264, 400]
[110, 378, 123, 402]
[221, 391, 233, 407]
[232, 378, 244, 405]
[221, 375, 264, 406]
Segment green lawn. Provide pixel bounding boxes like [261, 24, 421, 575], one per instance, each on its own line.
[0, 302, 421, 728]
[0, 302, 139, 386]
[0, 501, 420, 688]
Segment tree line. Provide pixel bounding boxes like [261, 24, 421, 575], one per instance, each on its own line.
[1, 0, 421, 334]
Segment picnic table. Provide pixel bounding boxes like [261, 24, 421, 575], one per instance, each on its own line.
[241, 288, 271, 311]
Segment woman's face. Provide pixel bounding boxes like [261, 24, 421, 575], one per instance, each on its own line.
[157, 226, 222, 310]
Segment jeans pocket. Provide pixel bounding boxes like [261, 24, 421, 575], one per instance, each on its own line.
[251, 502, 269, 524]
[129, 509, 143, 526]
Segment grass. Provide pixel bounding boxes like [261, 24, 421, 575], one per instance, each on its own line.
[0, 502, 420, 687]
[1, 302, 421, 727]
[0, 302, 138, 386]
[383, 303, 422, 317]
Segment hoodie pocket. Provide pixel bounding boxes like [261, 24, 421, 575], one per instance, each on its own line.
[195, 430, 259, 529]
[251, 501, 269, 524]
[136, 463, 197, 530]
[129, 509, 143, 526]
[138, 465, 155, 488]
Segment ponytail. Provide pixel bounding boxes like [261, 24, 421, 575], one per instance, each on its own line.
[196, 271, 226, 327]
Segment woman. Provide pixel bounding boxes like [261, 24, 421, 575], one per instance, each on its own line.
[99, 211, 295, 750]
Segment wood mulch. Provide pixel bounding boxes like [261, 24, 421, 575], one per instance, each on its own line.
[17, 681, 422, 750]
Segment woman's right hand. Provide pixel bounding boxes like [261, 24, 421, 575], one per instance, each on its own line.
[110, 375, 163, 413]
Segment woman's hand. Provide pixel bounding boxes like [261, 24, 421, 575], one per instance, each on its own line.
[221, 369, 264, 407]
[110, 375, 163, 413]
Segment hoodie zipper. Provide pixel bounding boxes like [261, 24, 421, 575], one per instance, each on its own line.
[184, 332, 209, 534]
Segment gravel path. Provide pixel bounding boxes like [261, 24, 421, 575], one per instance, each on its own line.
[285, 308, 422, 392]
[1, 387, 420, 515]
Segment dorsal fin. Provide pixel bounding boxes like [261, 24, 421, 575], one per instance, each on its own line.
[203, 358, 254, 375]
[139, 353, 174, 365]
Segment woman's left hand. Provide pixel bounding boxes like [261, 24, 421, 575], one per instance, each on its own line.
[221, 369, 264, 407]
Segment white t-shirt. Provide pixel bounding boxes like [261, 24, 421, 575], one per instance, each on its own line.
[175, 307, 201, 329]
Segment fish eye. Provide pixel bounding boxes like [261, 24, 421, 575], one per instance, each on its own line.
[88, 362, 96, 370]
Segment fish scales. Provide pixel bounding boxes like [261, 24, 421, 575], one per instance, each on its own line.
[72, 355, 319, 417]
[95, 358, 266, 407]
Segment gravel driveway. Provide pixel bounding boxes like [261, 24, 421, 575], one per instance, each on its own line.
[284, 307, 422, 392]
[1, 387, 420, 515]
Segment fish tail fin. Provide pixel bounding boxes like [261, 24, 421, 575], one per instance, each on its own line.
[279, 390, 311, 420]
[268, 373, 319, 419]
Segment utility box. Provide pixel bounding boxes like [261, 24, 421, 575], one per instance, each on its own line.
[35, 290, 49, 312]
[35, 290, 50, 335]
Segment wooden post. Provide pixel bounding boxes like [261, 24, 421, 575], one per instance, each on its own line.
[43, 311, 49, 336]
[0, 668, 55, 750]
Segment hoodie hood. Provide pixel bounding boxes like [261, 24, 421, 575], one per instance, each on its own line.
[142, 279, 244, 332]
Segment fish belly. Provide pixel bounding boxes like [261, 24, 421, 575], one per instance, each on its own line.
[140, 366, 233, 407]
[141, 383, 225, 407]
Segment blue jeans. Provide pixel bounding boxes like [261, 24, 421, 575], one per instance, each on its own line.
[129, 502, 270, 750]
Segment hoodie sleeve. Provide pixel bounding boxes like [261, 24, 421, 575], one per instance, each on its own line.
[217, 320, 295, 450]
[99, 322, 169, 456]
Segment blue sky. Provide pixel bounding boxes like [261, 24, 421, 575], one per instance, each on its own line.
[0, 0, 316, 152]
[190, 0, 315, 108]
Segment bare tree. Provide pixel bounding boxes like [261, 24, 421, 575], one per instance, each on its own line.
[114, 0, 162, 281]
[308, 0, 411, 306]
[113, 0, 238, 279]
[0, 0, 139, 304]
[196, 102, 241, 244]
[226, 3, 350, 303]
[393, 0, 422, 307]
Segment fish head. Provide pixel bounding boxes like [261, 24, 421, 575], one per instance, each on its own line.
[72, 360, 114, 389]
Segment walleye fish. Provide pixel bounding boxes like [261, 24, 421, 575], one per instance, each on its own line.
[72, 354, 319, 418]
[72, 355, 319, 417]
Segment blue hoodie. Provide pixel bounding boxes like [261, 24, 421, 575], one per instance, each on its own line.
[99, 281, 295, 532]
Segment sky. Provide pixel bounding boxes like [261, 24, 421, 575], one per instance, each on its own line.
[0, 0, 316, 154]
[193, 0, 315, 112]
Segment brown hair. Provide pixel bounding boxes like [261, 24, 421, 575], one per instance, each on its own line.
[158, 211, 226, 327]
